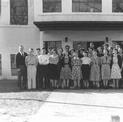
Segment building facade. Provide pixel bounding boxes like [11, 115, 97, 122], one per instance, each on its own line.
[0, 0, 123, 79]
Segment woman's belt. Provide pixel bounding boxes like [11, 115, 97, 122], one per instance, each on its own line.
[102, 63, 110, 65]
[28, 64, 35, 65]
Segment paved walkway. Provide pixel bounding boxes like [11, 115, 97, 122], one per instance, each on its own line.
[30, 89, 123, 122]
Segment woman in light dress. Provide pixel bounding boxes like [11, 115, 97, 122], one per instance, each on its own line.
[90, 50, 101, 88]
[111, 49, 122, 88]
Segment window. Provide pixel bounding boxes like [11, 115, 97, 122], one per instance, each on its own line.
[43, 0, 61, 13]
[112, 0, 123, 12]
[43, 41, 62, 51]
[72, 0, 102, 12]
[10, 0, 28, 25]
[0, 55, 2, 76]
[73, 41, 87, 50]
[10, 54, 17, 76]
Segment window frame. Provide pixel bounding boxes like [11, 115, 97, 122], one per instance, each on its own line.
[10, 54, 17, 76]
[10, 0, 28, 25]
[72, 0, 102, 13]
[112, 0, 123, 13]
[43, 0, 62, 13]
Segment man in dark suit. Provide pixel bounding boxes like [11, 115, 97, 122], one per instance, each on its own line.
[36, 48, 41, 89]
[16, 45, 28, 89]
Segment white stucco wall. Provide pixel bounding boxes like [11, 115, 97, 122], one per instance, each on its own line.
[0, 25, 40, 79]
[0, 0, 40, 79]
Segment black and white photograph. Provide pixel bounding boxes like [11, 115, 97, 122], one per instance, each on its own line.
[0, 0, 123, 122]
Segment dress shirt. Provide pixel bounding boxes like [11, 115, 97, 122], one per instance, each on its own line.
[25, 55, 38, 66]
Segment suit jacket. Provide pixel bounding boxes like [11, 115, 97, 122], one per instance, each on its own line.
[16, 52, 28, 68]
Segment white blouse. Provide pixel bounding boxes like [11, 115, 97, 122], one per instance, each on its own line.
[81, 57, 91, 65]
[38, 54, 49, 65]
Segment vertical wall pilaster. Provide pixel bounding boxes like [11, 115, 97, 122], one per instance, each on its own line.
[62, 0, 72, 14]
[1, 0, 10, 24]
[102, 0, 112, 13]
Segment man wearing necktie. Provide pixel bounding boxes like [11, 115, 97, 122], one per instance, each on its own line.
[16, 45, 28, 89]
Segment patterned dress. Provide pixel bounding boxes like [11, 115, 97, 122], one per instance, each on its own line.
[111, 56, 121, 79]
[90, 56, 101, 82]
[101, 56, 111, 80]
[71, 57, 82, 80]
[60, 55, 71, 80]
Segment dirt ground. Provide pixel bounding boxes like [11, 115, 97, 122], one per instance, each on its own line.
[0, 80, 51, 122]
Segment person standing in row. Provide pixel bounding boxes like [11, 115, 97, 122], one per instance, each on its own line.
[16, 45, 28, 89]
[38, 48, 50, 89]
[71, 52, 82, 88]
[111, 49, 122, 88]
[57, 48, 64, 88]
[25, 48, 38, 90]
[90, 50, 101, 88]
[60, 52, 71, 88]
[36, 48, 41, 89]
[101, 49, 111, 88]
[81, 51, 91, 88]
[49, 49, 59, 88]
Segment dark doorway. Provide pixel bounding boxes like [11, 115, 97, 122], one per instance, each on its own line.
[87, 41, 104, 49]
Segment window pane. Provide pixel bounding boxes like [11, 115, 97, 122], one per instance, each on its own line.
[10, 0, 28, 25]
[0, 0, 1, 14]
[43, 41, 62, 51]
[0, 55, 2, 76]
[113, 0, 123, 12]
[43, 0, 61, 12]
[72, 0, 102, 12]
[10, 54, 17, 76]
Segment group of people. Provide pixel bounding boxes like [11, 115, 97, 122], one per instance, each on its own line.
[16, 42, 123, 90]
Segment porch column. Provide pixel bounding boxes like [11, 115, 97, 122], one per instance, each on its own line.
[40, 31, 44, 49]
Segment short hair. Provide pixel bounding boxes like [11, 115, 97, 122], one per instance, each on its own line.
[83, 51, 88, 54]
[36, 48, 40, 51]
[19, 45, 24, 48]
[42, 47, 46, 50]
[65, 45, 70, 49]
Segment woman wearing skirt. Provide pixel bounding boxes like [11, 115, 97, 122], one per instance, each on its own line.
[49, 48, 59, 89]
[81, 51, 91, 88]
[57, 48, 64, 88]
[60, 52, 71, 88]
